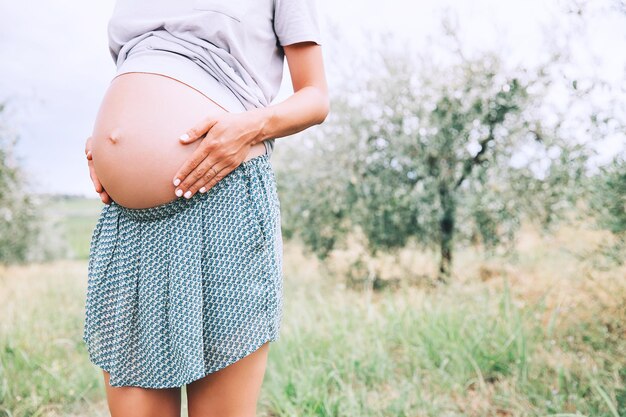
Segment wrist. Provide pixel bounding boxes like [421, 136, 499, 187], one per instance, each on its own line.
[248, 106, 275, 146]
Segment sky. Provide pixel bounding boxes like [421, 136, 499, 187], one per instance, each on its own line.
[0, 0, 624, 197]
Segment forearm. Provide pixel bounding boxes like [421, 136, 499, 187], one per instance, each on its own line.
[246, 85, 330, 146]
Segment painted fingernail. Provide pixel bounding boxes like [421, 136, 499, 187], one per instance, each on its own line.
[173, 178, 181, 186]
[184, 190, 192, 199]
[199, 186, 206, 193]
[175, 189, 183, 197]
[179, 133, 189, 141]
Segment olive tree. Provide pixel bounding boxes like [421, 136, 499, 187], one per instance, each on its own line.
[277, 42, 603, 284]
[0, 102, 40, 264]
[588, 155, 626, 264]
[0, 101, 72, 263]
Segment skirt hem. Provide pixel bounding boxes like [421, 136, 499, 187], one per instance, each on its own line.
[83, 333, 280, 389]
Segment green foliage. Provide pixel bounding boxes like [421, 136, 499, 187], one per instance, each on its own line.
[0, 104, 39, 264]
[352, 53, 532, 263]
[278, 47, 597, 281]
[0, 102, 69, 264]
[275, 99, 356, 259]
[589, 155, 626, 237]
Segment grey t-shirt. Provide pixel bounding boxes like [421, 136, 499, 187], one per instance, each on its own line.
[107, 0, 323, 157]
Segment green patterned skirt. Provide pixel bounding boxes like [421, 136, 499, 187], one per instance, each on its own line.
[82, 153, 283, 388]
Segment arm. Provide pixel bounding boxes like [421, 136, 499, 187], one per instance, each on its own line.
[243, 41, 330, 146]
[172, 41, 329, 198]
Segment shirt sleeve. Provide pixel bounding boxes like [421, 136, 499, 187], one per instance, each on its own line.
[273, 0, 323, 47]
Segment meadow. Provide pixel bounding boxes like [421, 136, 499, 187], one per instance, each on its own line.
[0, 196, 624, 417]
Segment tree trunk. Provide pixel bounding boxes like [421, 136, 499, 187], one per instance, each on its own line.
[438, 184, 456, 283]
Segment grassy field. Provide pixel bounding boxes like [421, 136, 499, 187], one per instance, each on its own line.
[42, 196, 104, 260]
[0, 197, 624, 416]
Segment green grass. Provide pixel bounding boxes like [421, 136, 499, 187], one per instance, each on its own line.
[0, 197, 623, 416]
[0, 261, 106, 417]
[41, 195, 103, 260]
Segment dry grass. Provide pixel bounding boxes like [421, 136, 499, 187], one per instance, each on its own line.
[1, 218, 624, 416]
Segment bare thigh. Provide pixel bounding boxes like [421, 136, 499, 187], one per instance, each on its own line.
[103, 370, 182, 417]
[186, 341, 270, 417]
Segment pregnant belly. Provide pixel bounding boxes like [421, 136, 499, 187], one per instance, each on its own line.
[89, 72, 267, 209]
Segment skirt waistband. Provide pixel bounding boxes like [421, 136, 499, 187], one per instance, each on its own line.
[113, 152, 271, 222]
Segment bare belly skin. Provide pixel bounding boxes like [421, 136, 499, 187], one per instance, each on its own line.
[90, 72, 267, 209]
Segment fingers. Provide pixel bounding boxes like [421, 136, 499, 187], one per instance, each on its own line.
[175, 155, 228, 198]
[100, 191, 112, 205]
[174, 117, 221, 186]
[86, 148, 108, 200]
[87, 155, 104, 194]
[172, 122, 217, 186]
[178, 117, 217, 144]
[85, 136, 111, 204]
[85, 135, 93, 154]
[172, 137, 216, 188]
[187, 162, 233, 198]
[90, 174, 103, 194]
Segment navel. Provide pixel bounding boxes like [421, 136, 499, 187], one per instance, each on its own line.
[108, 128, 122, 144]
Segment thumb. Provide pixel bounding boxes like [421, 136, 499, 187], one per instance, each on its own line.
[178, 118, 217, 144]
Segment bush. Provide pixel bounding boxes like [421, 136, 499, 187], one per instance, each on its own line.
[0, 102, 68, 264]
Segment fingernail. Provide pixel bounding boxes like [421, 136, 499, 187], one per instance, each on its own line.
[175, 189, 183, 197]
[199, 186, 206, 193]
[173, 178, 181, 186]
[184, 190, 192, 199]
[179, 133, 189, 141]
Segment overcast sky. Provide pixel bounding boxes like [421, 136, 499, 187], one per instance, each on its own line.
[0, 0, 624, 197]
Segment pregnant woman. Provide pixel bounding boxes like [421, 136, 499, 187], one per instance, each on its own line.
[81, 0, 329, 416]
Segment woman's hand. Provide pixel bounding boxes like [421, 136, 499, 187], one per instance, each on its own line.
[85, 136, 112, 204]
[173, 41, 329, 200]
[172, 110, 267, 199]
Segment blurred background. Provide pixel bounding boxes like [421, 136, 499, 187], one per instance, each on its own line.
[0, 0, 624, 416]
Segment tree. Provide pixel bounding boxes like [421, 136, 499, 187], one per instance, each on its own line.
[0, 102, 41, 264]
[278, 43, 603, 284]
[336, 52, 542, 283]
[589, 155, 626, 242]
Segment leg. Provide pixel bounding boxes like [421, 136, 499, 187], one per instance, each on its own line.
[103, 370, 182, 417]
[186, 341, 270, 417]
